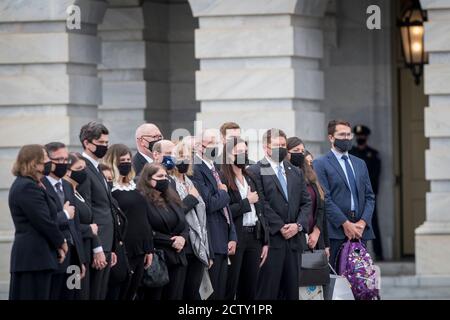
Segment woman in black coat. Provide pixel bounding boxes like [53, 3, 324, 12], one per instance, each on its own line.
[64, 152, 102, 299]
[9, 144, 68, 300]
[287, 138, 330, 255]
[220, 137, 270, 300]
[138, 163, 188, 300]
[104, 144, 154, 300]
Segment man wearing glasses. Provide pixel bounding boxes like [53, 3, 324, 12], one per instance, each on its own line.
[133, 123, 163, 176]
[42, 142, 85, 299]
[313, 120, 375, 271]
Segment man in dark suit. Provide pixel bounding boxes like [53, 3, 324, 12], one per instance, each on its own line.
[314, 120, 375, 271]
[77, 121, 117, 300]
[132, 123, 163, 176]
[43, 142, 86, 300]
[190, 129, 237, 300]
[247, 128, 311, 300]
[350, 124, 382, 260]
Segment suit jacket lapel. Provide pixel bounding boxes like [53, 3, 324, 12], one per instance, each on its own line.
[41, 178, 62, 210]
[86, 160, 110, 195]
[284, 160, 295, 202]
[327, 151, 351, 191]
[260, 159, 288, 202]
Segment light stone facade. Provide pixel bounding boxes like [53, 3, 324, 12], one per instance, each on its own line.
[0, 0, 448, 295]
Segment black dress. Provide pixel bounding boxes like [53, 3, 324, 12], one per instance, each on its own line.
[112, 184, 153, 300]
[143, 201, 188, 300]
[73, 190, 101, 300]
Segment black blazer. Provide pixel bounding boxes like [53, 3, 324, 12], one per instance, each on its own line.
[146, 201, 189, 266]
[300, 183, 330, 251]
[189, 155, 237, 257]
[41, 177, 86, 268]
[73, 193, 101, 264]
[77, 158, 115, 252]
[132, 152, 150, 177]
[247, 158, 312, 251]
[9, 176, 65, 272]
[222, 171, 269, 246]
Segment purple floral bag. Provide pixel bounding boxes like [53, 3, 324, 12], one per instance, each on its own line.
[338, 240, 380, 300]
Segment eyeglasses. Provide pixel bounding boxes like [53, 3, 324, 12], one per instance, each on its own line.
[334, 132, 354, 139]
[49, 157, 69, 164]
[141, 134, 163, 140]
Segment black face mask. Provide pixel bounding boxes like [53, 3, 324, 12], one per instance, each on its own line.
[334, 138, 353, 153]
[118, 162, 132, 176]
[290, 152, 305, 168]
[233, 152, 248, 169]
[52, 163, 68, 178]
[153, 178, 169, 193]
[147, 138, 162, 152]
[356, 137, 367, 146]
[176, 161, 190, 174]
[70, 169, 87, 185]
[43, 161, 53, 176]
[92, 143, 108, 159]
[107, 181, 114, 190]
[203, 145, 218, 161]
[270, 147, 288, 163]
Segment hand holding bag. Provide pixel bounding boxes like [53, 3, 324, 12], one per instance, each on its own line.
[298, 248, 330, 287]
[142, 249, 169, 288]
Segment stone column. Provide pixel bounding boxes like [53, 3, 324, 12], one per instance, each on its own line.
[188, 0, 328, 158]
[0, 0, 107, 284]
[98, 0, 150, 146]
[416, 0, 450, 275]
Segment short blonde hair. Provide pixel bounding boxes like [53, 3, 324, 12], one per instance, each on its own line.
[173, 138, 194, 176]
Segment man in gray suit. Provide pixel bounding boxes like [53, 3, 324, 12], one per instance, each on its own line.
[313, 120, 375, 271]
[78, 121, 117, 299]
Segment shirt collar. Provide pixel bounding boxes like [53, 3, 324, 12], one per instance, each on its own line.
[265, 155, 284, 173]
[139, 151, 153, 164]
[331, 148, 349, 160]
[196, 152, 214, 170]
[46, 175, 62, 188]
[82, 151, 99, 169]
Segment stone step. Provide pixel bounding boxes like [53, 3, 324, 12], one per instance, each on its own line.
[376, 261, 415, 276]
[380, 275, 450, 300]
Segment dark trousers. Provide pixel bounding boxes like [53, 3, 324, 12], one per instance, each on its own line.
[183, 254, 205, 300]
[208, 254, 228, 300]
[123, 254, 145, 300]
[90, 252, 111, 300]
[371, 205, 383, 260]
[50, 246, 79, 300]
[329, 239, 368, 273]
[225, 230, 262, 300]
[77, 267, 90, 300]
[9, 270, 53, 300]
[143, 263, 187, 300]
[256, 242, 299, 300]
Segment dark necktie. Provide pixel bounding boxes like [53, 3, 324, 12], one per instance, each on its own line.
[341, 155, 359, 213]
[54, 182, 65, 207]
[210, 166, 231, 225]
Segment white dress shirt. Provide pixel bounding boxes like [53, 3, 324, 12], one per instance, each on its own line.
[81, 151, 104, 254]
[235, 177, 258, 226]
[139, 151, 153, 164]
[331, 148, 357, 211]
[265, 156, 286, 179]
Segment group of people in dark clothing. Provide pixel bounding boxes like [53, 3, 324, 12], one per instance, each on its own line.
[8, 119, 380, 300]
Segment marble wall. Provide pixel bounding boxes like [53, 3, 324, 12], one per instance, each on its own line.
[0, 0, 108, 284]
[416, 0, 450, 275]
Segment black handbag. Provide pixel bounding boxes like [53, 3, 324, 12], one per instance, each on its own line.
[142, 249, 170, 288]
[298, 249, 330, 286]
